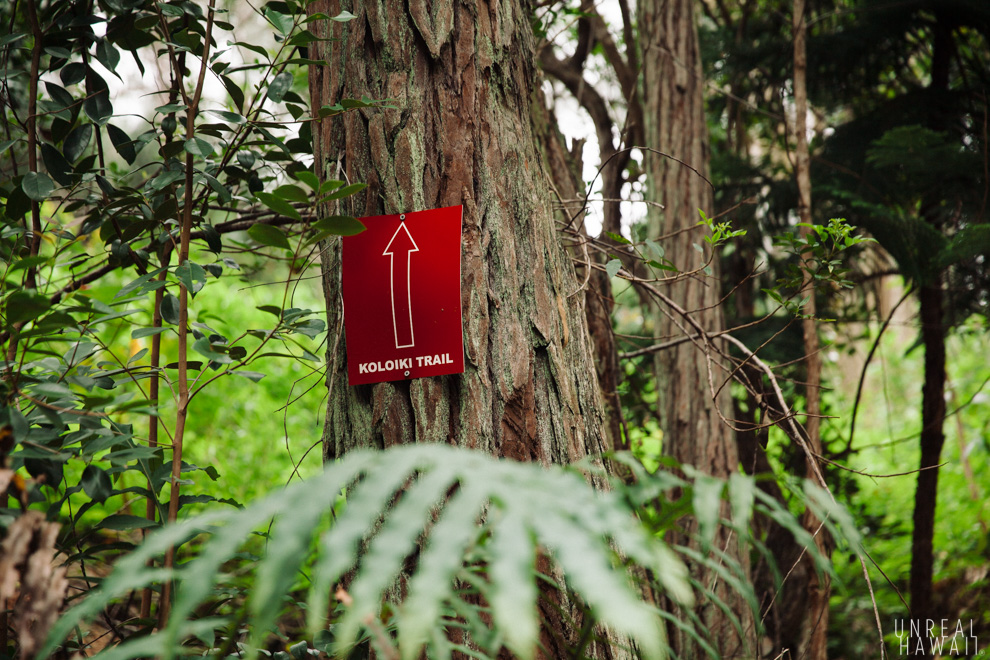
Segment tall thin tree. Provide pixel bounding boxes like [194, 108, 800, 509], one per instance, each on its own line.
[639, 0, 754, 655]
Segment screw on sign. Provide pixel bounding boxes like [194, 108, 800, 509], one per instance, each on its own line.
[341, 205, 464, 386]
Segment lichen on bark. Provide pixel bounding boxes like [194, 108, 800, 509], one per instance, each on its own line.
[307, 0, 610, 470]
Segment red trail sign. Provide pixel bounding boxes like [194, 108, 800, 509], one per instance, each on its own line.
[341, 205, 464, 385]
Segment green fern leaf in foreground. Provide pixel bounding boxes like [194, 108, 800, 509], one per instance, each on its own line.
[42, 444, 693, 660]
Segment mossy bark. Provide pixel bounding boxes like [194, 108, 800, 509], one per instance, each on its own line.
[306, 2, 629, 655]
[307, 0, 609, 467]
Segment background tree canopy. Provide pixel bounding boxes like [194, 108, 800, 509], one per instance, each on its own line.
[0, 0, 987, 659]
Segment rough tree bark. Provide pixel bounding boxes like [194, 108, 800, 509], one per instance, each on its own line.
[307, 0, 623, 655]
[532, 100, 625, 454]
[638, 0, 754, 656]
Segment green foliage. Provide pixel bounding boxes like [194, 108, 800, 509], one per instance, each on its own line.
[0, 0, 377, 654]
[40, 443, 855, 659]
[42, 445, 682, 659]
[698, 208, 747, 248]
[765, 218, 874, 317]
[0, 0, 880, 658]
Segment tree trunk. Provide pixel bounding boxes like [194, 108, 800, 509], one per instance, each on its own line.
[638, 0, 754, 656]
[791, 1, 831, 657]
[910, 280, 946, 629]
[909, 12, 951, 642]
[532, 99, 625, 453]
[307, 0, 621, 654]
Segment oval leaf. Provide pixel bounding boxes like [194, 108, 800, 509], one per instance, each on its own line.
[107, 123, 137, 164]
[248, 223, 291, 250]
[81, 465, 113, 503]
[63, 123, 93, 163]
[312, 215, 365, 237]
[267, 72, 293, 104]
[255, 191, 302, 222]
[22, 172, 55, 201]
[273, 184, 309, 204]
[184, 137, 214, 158]
[161, 293, 181, 325]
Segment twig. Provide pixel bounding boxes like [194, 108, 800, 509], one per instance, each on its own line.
[159, 0, 217, 628]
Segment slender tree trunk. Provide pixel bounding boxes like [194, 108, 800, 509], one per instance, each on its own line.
[307, 0, 622, 654]
[911, 280, 946, 626]
[791, 1, 831, 657]
[909, 13, 951, 641]
[639, 0, 754, 655]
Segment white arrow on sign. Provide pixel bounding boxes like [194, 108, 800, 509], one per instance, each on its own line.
[382, 221, 419, 348]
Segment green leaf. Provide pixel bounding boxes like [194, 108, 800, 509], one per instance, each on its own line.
[115, 268, 168, 299]
[288, 29, 322, 46]
[644, 238, 664, 260]
[193, 337, 234, 364]
[106, 123, 137, 164]
[331, 10, 357, 21]
[604, 231, 631, 245]
[256, 305, 282, 317]
[605, 258, 622, 279]
[201, 173, 232, 205]
[255, 191, 302, 222]
[160, 293, 180, 325]
[81, 465, 113, 503]
[184, 137, 214, 158]
[311, 215, 365, 237]
[155, 102, 186, 115]
[10, 255, 49, 272]
[5, 291, 50, 324]
[205, 109, 246, 125]
[399, 483, 490, 660]
[692, 475, 724, 549]
[273, 184, 308, 203]
[232, 41, 270, 59]
[22, 172, 55, 200]
[489, 513, 538, 659]
[264, 7, 294, 35]
[148, 169, 184, 192]
[174, 261, 207, 295]
[221, 75, 245, 112]
[83, 90, 113, 125]
[236, 150, 256, 169]
[319, 179, 344, 194]
[132, 327, 168, 339]
[293, 170, 320, 190]
[728, 473, 754, 532]
[267, 72, 294, 104]
[96, 40, 120, 73]
[63, 123, 93, 162]
[256, 126, 290, 155]
[59, 62, 87, 85]
[31, 381, 74, 399]
[323, 182, 367, 201]
[41, 143, 73, 186]
[232, 371, 266, 383]
[248, 223, 292, 250]
[332, 467, 459, 655]
[0, 32, 26, 47]
[44, 446, 686, 660]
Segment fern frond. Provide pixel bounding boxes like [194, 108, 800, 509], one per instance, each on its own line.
[43, 445, 688, 660]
